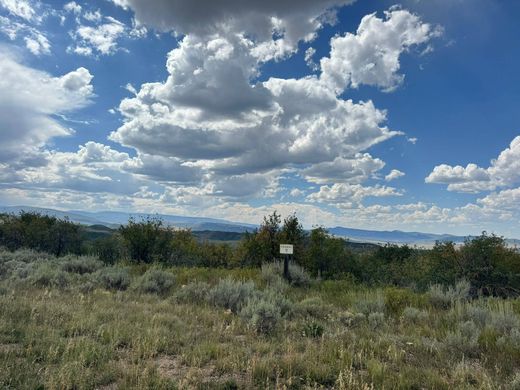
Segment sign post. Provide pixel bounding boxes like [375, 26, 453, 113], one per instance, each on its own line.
[280, 244, 293, 281]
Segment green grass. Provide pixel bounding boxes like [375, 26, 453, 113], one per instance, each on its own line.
[1, 250, 520, 389]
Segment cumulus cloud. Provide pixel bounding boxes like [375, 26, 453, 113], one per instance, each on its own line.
[385, 169, 405, 182]
[0, 51, 93, 165]
[70, 16, 126, 56]
[122, 154, 203, 184]
[307, 183, 403, 207]
[302, 154, 385, 184]
[105, 6, 441, 199]
[320, 7, 442, 92]
[0, 0, 37, 22]
[425, 136, 520, 192]
[23, 31, 50, 54]
[0, 14, 51, 55]
[109, 0, 354, 56]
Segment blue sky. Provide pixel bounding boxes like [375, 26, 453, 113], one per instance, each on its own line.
[1, 0, 519, 237]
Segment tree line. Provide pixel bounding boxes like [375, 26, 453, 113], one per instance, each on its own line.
[1, 211, 519, 296]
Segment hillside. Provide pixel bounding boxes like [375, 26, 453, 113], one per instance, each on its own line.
[2, 205, 519, 246]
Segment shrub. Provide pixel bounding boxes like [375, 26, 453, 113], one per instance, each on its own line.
[31, 263, 70, 288]
[302, 321, 324, 338]
[452, 361, 492, 388]
[174, 281, 211, 304]
[96, 267, 131, 291]
[259, 287, 292, 317]
[261, 261, 311, 288]
[464, 306, 491, 328]
[208, 278, 257, 313]
[354, 293, 385, 315]
[287, 262, 312, 287]
[61, 256, 103, 275]
[427, 284, 451, 309]
[337, 311, 366, 328]
[261, 263, 289, 292]
[384, 288, 423, 316]
[490, 310, 520, 335]
[294, 296, 332, 319]
[401, 307, 428, 325]
[445, 321, 480, 357]
[368, 312, 385, 330]
[241, 298, 281, 335]
[509, 372, 520, 390]
[497, 329, 520, 350]
[135, 268, 175, 295]
[428, 280, 470, 309]
[0, 248, 52, 264]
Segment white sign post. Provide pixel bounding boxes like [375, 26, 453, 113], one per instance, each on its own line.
[279, 244, 294, 255]
[280, 244, 293, 280]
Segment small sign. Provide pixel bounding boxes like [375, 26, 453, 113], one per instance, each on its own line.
[280, 244, 293, 255]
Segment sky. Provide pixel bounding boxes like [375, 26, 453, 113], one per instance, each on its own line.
[0, 0, 519, 237]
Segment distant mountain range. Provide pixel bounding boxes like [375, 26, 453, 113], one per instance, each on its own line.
[0, 205, 256, 233]
[1, 205, 518, 247]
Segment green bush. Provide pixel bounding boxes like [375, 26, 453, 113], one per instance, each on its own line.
[174, 281, 211, 304]
[368, 312, 385, 330]
[337, 311, 366, 328]
[294, 296, 332, 319]
[384, 287, 424, 316]
[61, 256, 103, 275]
[401, 307, 428, 325]
[261, 261, 311, 288]
[31, 263, 70, 288]
[96, 267, 131, 291]
[240, 298, 281, 335]
[302, 321, 324, 338]
[489, 310, 520, 335]
[134, 268, 175, 295]
[354, 293, 385, 315]
[428, 280, 470, 309]
[208, 278, 257, 313]
[444, 320, 480, 357]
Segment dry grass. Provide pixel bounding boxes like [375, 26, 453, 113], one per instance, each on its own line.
[1, 250, 520, 389]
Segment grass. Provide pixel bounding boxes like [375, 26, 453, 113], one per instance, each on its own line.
[1, 250, 520, 389]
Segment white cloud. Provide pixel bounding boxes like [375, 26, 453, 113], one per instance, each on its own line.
[109, 0, 354, 51]
[307, 183, 403, 207]
[107, 7, 425, 202]
[302, 153, 385, 184]
[304, 47, 318, 71]
[63, 1, 81, 15]
[425, 136, 520, 192]
[385, 169, 405, 182]
[24, 31, 50, 55]
[0, 0, 37, 22]
[83, 9, 102, 23]
[70, 17, 126, 56]
[320, 8, 441, 92]
[0, 15, 51, 55]
[0, 50, 93, 165]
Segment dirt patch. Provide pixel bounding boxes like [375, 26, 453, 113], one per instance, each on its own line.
[95, 383, 118, 390]
[155, 355, 247, 387]
[0, 343, 22, 354]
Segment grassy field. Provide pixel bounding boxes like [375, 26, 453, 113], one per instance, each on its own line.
[1, 250, 520, 389]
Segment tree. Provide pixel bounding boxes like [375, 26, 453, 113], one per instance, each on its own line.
[119, 217, 174, 263]
[0, 212, 83, 256]
[280, 213, 306, 280]
[459, 232, 520, 297]
[424, 241, 460, 286]
[307, 227, 355, 279]
[259, 211, 281, 262]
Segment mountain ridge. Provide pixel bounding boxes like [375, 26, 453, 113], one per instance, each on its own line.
[1, 205, 518, 246]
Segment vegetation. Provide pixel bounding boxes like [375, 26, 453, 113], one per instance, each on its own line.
[1, 210, 520, 388]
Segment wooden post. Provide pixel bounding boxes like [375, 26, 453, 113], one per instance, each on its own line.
[283, 254, 289, 281]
